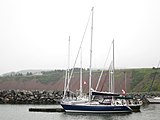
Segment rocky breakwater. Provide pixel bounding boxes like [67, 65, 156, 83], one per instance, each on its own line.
[0, 90, 63, 104]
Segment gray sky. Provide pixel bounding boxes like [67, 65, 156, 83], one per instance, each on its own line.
[0, 0, 160, 75]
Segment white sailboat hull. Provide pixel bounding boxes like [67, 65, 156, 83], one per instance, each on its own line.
[146, 97, 160, 104]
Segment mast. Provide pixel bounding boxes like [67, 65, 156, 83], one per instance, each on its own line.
[124, 71, 127, 91]
[112, 39, 115, 93]
[109, 61, 113, 92]
[63, 36, 70, 99]
[89, 7, 94, 102]
[109, 65, 111, 92]
[65, 10, 92, 94]
[63, 69, 67, 99]
[67, 36, 70, 91]
[80, 47, 83, 97]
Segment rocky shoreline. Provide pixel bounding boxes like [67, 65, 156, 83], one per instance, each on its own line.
[0, 90, 63, 104]
[0, 90, 160, 104]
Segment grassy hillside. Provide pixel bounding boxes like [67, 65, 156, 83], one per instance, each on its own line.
[0, 68, 160, 92]
[130, 68, 160, 92]
[0, 70, 65, 83]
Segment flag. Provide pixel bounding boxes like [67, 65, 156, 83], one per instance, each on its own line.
[121, 89, 126, 95]
[83, 81, 87, 85]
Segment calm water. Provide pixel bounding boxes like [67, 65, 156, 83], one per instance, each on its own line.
[0, 104, 160, 120]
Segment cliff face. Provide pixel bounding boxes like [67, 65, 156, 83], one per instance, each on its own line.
[0, 68, 160, 93]
[0, 80, 54, 90]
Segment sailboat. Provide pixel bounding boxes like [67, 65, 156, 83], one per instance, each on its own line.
[146, 97, 160, 104]
[61, 7, 132, 113]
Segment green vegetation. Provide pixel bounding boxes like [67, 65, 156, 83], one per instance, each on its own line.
[0, 68, 160, 92]
[0, 70, 66, 84]
[38, 70, 65, 83]
[131, 68, 151, 89]
[130, 68, 160, 92]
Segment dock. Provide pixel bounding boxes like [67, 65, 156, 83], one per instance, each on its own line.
[29, 108, 65, 112]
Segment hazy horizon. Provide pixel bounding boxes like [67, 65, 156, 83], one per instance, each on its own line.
[1, 66, 156, 76]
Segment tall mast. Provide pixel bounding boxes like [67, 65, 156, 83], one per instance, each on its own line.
[63, 69, 67, 99]
[80, 47, 83, 97]
[63, 36, 71, 99]
[124, 71, 127, 91]
[112, 39, 115, 93]
[67, 36, 70, 91]
[65, 7, 92, 94]
[109, 65, 111, 92]
[109, 61, 113, 92]
[89, 7, 94, 102]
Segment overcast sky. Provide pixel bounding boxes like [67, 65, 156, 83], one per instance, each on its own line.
[0, 0, 160, 75]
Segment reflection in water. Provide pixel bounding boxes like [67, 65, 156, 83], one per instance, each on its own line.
[59, 112, 132, 120]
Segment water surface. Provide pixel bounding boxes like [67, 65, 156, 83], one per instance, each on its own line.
[0, 104, 160, 120]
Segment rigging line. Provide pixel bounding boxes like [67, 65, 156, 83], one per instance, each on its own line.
[100, 73, 108, 92]
[65, 9, 92, 92]
[95, 41, 113, 91]
[148, 60, 160, 92]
